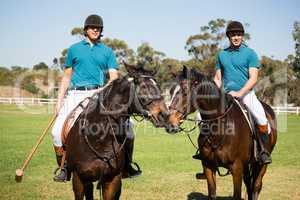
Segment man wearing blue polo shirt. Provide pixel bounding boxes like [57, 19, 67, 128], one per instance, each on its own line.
[51, 14, 141, 182]
[214, 21, 272, 164]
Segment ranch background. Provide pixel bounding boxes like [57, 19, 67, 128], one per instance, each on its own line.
[1, 0, 300, 199]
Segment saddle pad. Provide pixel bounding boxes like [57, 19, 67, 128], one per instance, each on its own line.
[233, 98, 255, 135]
[61, 97, 91, 145]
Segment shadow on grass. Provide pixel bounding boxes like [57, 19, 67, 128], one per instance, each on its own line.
[187, 192, 239, 200]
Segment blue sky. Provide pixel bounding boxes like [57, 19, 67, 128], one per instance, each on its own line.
[0, 0, 299, 68]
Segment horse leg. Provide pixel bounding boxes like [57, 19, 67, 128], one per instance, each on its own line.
[252, 164, 267, 200]
[243, 164, 252, 200]
[101, 174, 122, 200]
[202, 162, 216, 200]
[84, 182, 94, 200]
[231, 161, 243, 200]
[72, 171, 85, 200]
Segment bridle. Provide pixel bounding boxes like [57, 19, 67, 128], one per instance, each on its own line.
[169, 81, 235, 133]
[81, 75, 164, 167]
[132, 75, 164, 121]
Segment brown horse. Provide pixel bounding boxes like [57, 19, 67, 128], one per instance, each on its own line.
[65, 63, 169, 200]
[166, 66, 277, 200]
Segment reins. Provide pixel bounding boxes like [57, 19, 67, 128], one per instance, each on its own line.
[81, 76, 159, 167]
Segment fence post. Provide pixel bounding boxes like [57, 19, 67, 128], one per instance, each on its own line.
[297, 107, 299, 115]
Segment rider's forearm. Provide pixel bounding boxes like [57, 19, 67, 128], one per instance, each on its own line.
[239, 77, 257, 96]
[106, 70, 119, 85]
[57, 76, 71, 103]
[214, 77, 222, 88]
[214, 69, 222, 88]
[238, 68, 258, 96]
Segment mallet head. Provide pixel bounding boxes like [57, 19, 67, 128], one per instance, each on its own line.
[15, 169, 24, 183]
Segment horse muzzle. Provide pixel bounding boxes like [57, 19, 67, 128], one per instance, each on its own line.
[165, 124, 181, 134]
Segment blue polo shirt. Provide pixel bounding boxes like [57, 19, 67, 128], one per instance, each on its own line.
[64, 40, 118, 87]
[216, 44, 259, 92]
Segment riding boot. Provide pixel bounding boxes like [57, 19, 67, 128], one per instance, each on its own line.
[257, 125, 272, 164]
[122, 138, 142, 179]
[53, 146, 67, 182]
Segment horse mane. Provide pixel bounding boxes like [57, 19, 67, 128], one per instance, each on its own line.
[190, 69, 219, 96]
[81, 76, 132, 117]
[179, 67, 234, 108]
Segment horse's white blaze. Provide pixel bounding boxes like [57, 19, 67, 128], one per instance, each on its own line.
[169, 85, 180, 107]
[150, 78, 157, 86]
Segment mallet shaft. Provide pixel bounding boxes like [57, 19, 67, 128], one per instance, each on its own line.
[19, 114, 57, 171]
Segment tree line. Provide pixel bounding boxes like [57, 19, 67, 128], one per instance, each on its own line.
[0, 19, 299, 105]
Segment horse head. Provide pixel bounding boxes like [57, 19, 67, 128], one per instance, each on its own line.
[166, 66, 220, 133]
[123, 61, 169, 127]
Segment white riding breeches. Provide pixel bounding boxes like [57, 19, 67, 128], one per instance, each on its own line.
[51, 89, 135, 147]
[52, 89, 98, 147]
[241, 90, 268, 126]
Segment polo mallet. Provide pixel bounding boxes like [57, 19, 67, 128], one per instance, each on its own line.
[15, 114, 57, 182]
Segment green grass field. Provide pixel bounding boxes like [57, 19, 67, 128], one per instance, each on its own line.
[0, 104, 299, 200]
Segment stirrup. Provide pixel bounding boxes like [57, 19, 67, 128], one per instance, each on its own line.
[53, 167, 67, 182]
[132, 162, 141, 172]
[123, 162, 142, 179]
[259, 150, 272, 165]
[129, 162, 142, 178]
[192, 154, 202, 160]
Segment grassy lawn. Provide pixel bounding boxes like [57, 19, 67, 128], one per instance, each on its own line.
[0, 104, 299, 199]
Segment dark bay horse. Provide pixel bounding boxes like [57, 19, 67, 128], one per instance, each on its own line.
[166, 66, 277, 200]
[65, 63, 169, 200]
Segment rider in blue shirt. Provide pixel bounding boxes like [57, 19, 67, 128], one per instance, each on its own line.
[52, 14, 141, 182]
[214, 21, 272, 164]
[195, 21, 271, 180]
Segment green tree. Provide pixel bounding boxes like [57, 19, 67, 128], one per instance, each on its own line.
[135, 42, 165, 79]
[136, 42, 165, 62]
[33, 62, 49, 70]
[292, 21, 300, 73]
[186, 18, 227, 61]
[257, 56, 295, 105]
[71, 27, 84, 38]
[157, 58, 182, 87]
[102, 38, 135, 63]
[185, 19, 250, 74]
[0, 67, 13, 85]
[135, 42, 165, 71]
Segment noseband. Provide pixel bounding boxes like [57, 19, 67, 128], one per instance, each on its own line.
[169, 81, 235, 132]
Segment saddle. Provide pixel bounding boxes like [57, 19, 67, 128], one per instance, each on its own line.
[61, 97, 91, 146]
[233, 97, 274, 162]
[232, 98, 256, 136]
[194, 96, 270, 162]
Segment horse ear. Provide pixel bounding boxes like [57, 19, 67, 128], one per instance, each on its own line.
[182, 65, 188, 78]
[123, 61, 137, 76]
[170, 71, 177, 78]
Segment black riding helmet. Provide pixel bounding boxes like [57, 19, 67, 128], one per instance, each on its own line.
[226, 21, 244, 37]
[84, 14, 103, 29]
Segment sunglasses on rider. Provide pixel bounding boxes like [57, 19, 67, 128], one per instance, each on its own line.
[87, 26, 101, 32]
[228, 31, 244, 37]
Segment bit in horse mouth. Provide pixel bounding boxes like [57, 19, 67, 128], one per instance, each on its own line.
[150, 114, 165, 128]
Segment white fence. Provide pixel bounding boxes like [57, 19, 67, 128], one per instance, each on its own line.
[0, 97, 299, 115]
[0, 97, 56, 105]
[272, 106, 300, 115]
